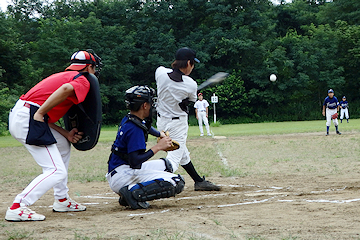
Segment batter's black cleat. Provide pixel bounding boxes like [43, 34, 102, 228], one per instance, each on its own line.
[326, 132, 329, 136]
[337, 131, 342, 135]
[119, 186, 150, 209]
[194, 176, 221, 191]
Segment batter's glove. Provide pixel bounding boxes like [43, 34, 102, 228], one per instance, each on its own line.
[157, 131, 180, 151]
[331, 113, 338, 119]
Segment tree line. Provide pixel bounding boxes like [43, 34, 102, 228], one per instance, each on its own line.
[0, 0, 359, 134]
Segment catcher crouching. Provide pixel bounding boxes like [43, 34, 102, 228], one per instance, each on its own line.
[106, 85, 184, 209]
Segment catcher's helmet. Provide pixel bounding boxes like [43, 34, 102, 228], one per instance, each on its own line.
[65, 49, 103, 76]
[125, 85, 156, 111]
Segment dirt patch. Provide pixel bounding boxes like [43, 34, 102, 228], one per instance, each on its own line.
[1, 132, 360, 239]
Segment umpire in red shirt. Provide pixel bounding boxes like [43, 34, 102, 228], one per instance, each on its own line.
[5, 50, 101, 221]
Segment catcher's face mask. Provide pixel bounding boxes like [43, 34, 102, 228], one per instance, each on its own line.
[86, 49, 103, 77]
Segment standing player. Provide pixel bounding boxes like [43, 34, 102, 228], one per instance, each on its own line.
[106, 86, 185, 209]
[194, 93, 211, 136]
[155, 47, 220, 191]
[5, 50, 101, 221]
[322, 89, 341, 136]
[339, 96, 349, 123]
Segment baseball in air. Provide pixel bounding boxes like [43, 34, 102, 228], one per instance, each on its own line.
[270, 74, 277, 82]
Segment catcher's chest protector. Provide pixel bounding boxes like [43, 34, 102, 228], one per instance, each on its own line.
[63, 72, 102, 151]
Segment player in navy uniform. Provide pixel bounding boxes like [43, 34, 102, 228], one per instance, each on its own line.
[106, 85, 185, 209]
[339, 96, 349, 123]
[322, 89, 341, 136]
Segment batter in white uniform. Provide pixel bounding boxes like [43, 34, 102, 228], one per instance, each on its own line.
[194, 93, 211, 136]
[155, 47, 220, 191]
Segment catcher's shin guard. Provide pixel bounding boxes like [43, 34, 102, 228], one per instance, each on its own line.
[131, 175, 185, 202]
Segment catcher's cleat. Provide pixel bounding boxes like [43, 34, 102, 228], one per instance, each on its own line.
[118, 196, 149, 208]
[118, 196, 128, 206]
[53, 198, 86, 212]
[337, 131, 342, 135]
[326, 132, 329, 136]
[194, 176, 221, 191]
[119, 186, 149, 210]
[5, 204, 45, 221]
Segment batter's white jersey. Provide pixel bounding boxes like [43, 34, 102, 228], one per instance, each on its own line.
[155, 66, 197, 118]
[155, 66, 197, 171]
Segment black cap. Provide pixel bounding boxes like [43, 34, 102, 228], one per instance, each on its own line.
[175, 47, 200, 63]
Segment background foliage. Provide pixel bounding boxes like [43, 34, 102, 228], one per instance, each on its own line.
[0, 0, 359, 134]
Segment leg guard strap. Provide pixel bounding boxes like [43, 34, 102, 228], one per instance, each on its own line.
[161, 158, 173, 173]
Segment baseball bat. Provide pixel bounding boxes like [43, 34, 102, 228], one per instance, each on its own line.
[197, 72, 229, 91]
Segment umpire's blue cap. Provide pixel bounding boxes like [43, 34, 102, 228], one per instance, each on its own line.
[328, 89, 334, 93]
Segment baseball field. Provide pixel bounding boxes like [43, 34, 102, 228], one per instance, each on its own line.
[1, 120, 360, 239]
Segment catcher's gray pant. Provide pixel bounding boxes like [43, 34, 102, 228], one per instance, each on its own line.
[106, 160, 179, 193]
[156, 115, 191, 172]
[340, 108, 349, 120]
[9, 99, 71, 206]
[326, 108, 338, 127]
[197, 111, 210, 135]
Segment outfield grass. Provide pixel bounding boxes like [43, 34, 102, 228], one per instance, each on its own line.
[1, 118, 358, 148]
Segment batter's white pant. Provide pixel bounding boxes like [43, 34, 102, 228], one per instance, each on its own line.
[9, 99, 71, 206]
[156, 115, 190, 172]
[106, 160, 179, 193]
[340, 108, 349, 120]
[326, 108, 338, 127]
[197, 111, 210, 135]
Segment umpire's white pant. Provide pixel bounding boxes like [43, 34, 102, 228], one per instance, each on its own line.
[9, 99, 71, 206]
[325, 108, 338, 127]
[106, 160, 179, 193]
[197, 111, 210, 135]
[340, 108, 349, 120]
[157, 115, 190, 172]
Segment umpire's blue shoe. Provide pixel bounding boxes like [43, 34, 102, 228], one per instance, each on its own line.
[119, 186, 149, 210]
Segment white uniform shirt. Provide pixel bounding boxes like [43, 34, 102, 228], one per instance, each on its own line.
[194, 99, 209, 112]
[155, 66, 197, 118]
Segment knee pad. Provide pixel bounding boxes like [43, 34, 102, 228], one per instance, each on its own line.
[130, 178, 182, 202]
[161, 158, 173, 173]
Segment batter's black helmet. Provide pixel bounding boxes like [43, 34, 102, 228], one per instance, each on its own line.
[125, 85, 156, 111]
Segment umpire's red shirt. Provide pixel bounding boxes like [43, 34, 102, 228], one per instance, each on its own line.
[20, 71, 90, 123]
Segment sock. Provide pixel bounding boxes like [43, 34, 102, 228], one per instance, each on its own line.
[326, 126, 329, 133]
[10, 203, 21, 210]
[58, 198, 67, 202]
[335, 125, 339, 131]
[181, 161, 203, 183]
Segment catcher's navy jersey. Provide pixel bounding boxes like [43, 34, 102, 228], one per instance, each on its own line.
[108, 115, 146, 172]
[323, 96, 339, 109]
[340, 100, 348, 109]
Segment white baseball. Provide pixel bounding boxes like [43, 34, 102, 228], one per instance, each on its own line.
[270, 74, 277, 82]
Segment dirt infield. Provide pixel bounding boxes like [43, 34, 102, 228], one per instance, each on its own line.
[1, 132, 360, 239]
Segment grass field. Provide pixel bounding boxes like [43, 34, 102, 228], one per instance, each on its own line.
[2, 118, 358, 148]
[1, 119, 360, 239]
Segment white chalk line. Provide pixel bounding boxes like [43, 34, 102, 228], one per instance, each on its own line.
[211, 133, 229, 167]
[29, 185, 354, 212]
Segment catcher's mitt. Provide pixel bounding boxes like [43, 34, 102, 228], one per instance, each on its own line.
[331, 112, 338, 119]
[157, 131, 180, 151]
